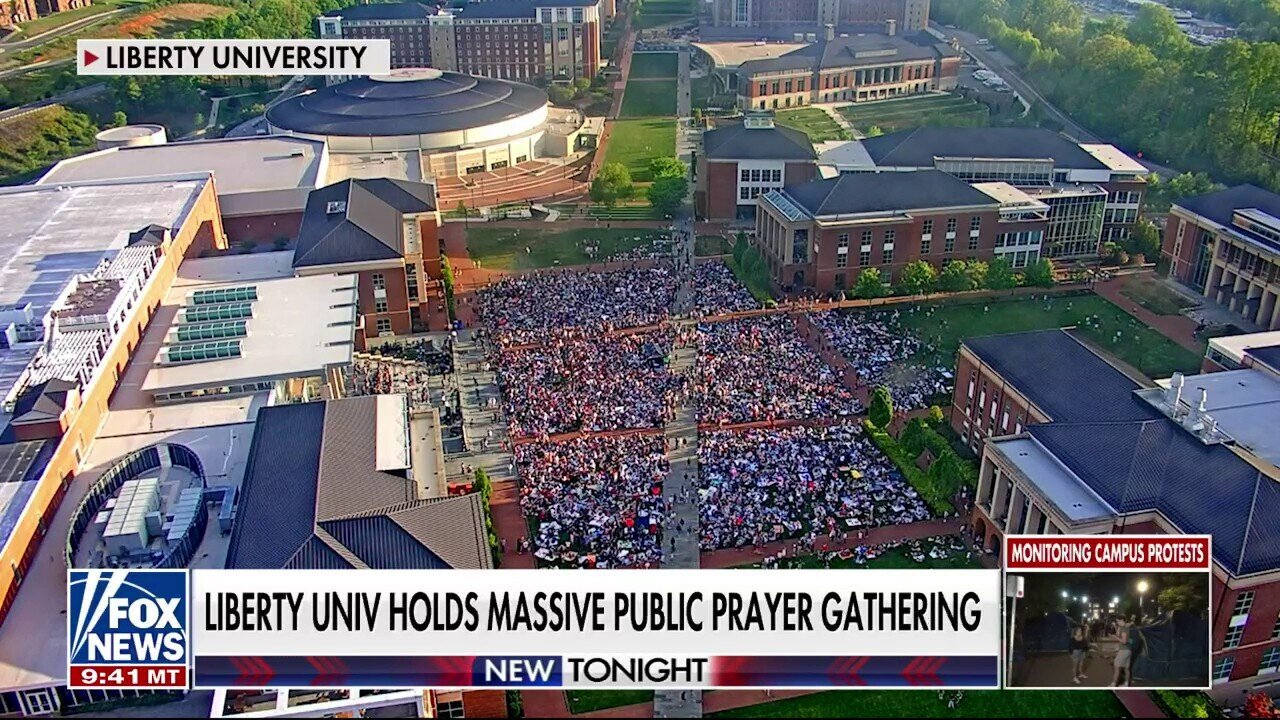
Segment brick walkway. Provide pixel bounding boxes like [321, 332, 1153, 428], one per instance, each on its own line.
[700, 517, 964, 569]
[1092, 275, 1202, 353]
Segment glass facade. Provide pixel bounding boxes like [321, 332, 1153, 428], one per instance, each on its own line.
[1042, 192, 1105, 258]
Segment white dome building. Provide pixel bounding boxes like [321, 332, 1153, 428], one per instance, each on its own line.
[266, 68, 551, 178]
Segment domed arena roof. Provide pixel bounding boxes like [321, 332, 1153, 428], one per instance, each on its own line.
[266, 68, 549, 137]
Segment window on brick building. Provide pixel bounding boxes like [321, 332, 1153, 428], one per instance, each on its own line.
[376, 319, 392, 335]
[1263, 648, 1280, 675]
[1214, 656, 1235, 684]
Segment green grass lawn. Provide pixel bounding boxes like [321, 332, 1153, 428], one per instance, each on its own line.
[894, 294, 1203, 380]
[1119, 276, 1198, 316]
[566, 690, 654, 714]
[841, 94, 989, 133]
[621, 78, 678, 117]
[603, 118, 676, 181]
[629, 52, 678, 78]
[775, 108, 850, 142]
[467, 226, 667, 270]
[710, 690, 1128, 718]
[697, 235, 732, 256]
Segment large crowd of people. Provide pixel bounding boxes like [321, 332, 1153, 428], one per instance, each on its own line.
[698, 426, 931, 551]
[809, 308, 952, 410]
[476, 268, 678, 346]
[692, 261, 758, 315]
[516, 434, 669, 568]
[697, 315, 862, 425]
[345, 355, 438, 406]
[496, 329, 688, 437]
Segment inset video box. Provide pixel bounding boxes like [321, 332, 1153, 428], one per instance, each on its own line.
[1003, 535, 1212, 692]
[184, 568, 1002, 690]
[77, 39, 391, 76]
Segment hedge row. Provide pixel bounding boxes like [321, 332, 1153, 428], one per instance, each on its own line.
[863, 420, 954, 515]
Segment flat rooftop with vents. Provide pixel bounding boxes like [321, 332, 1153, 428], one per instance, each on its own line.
[139, 265, 358, 405]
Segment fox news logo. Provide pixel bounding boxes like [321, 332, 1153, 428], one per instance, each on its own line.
[68, 570, 188, 689]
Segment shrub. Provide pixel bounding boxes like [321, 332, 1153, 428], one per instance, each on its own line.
[864, 421, 953, 514]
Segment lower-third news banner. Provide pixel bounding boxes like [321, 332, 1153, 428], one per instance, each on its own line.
[190, 569, 1001, 689]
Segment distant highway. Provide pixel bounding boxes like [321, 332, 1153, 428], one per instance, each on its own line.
[0, 83, 107, 124]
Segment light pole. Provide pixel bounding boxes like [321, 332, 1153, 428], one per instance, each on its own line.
[1137, 580, 1150, 617]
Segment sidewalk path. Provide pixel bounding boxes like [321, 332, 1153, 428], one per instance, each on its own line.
[700, 517, 964, 569]
[1092, 275, 1202, 353]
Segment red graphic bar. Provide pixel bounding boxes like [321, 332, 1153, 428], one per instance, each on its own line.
[69, 665, 187, 690]
[1005, 536, 1211, 570]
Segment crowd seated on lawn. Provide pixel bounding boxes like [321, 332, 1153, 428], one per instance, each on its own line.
[477, 267, 678, 346]
[692, 261, 759, 316]
[808, 308, 952, 410]
[517, 434, 669, 568]
[760, 534, 973, 569]
[496, 329, 688, 438]
[697, 425, 931, 551]
[697, 314, 861, 425]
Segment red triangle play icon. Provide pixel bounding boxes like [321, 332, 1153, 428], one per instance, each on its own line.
[83, 49, 99, 66]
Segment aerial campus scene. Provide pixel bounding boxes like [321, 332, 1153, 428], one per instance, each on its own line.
[0, 0, 1278, 716]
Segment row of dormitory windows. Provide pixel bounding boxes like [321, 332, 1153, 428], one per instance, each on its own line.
[1104, 208, 1139, 224]
[756, 67, 932, 97]
[1217, 241, 1280, 281]
[1107, 190, 1142, 205]
[741, 168, 782, 183]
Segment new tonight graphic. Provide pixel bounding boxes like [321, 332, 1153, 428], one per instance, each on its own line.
[192, 655, 999, 689]
[77, 39, 391, 76]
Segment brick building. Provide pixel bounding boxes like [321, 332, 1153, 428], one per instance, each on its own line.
[318, 0, 602, 83]
[826, 127, 1149, 260]
[292, 178, 444, 346]
[696, 112, 818, 221]
[753, 169, 1049, 293]
[955, 328, 1280, 704]
[1163, 185, 1280, 331]
[737, 25, 959, 111]
[0, 0, 86, 29]
[709, 0, 929, 33]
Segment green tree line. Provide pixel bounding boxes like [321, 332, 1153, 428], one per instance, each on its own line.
[933, 0, 1280, 193]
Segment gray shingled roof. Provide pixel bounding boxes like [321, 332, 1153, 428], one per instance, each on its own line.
[293, 178, 435, 269]
[703, 121, 816, 161]
[962, 329, 1162, 424]
[266, 71, 548, 137]
[859, 127, 1107, 170]
[782, 169, 994, 217]
[324, 2, 435, 20]
[226, 397, 492, 570]
[1176, 184, 1280, 255]
[738, 32, 958, 75]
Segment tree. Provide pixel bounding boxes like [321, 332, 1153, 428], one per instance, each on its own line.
[649, 156, 686, 180]
[897, 260, 938, 295]
[853, 267, 889, 299]
[986, 257, 1018, 290]
[590, 162, 633, 206]
[1146, 172, 1219, 212]
[900, 417, 929, 456]
[548, 84, 574, 105]
[1245, 693, 1277, 719]
[1023, 258, 1056, 287]
[1127, 218, 1161, 261]
[866, 125, 885, 137]
[869, 386, 894, 429]
[928, 451, 965, 498]
[111, 110, 128, 128]
[938, 259, 972, 292]
[732, 231, 748, 265]
[647, 175, 688, 216]
[573, 77, 591, 95]
[965, 260, 989, 290]
[927, 405, 945, 426]
[1126, 5, 1193, 60]
[192, 112, 205, 128]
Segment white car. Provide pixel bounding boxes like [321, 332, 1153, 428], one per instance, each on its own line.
[976, 38, 991, 46]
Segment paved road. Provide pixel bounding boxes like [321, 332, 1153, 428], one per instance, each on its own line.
[933, 22, 1180, 178]
[0, 7, 128, 53]
[0, 82, 107, 123]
